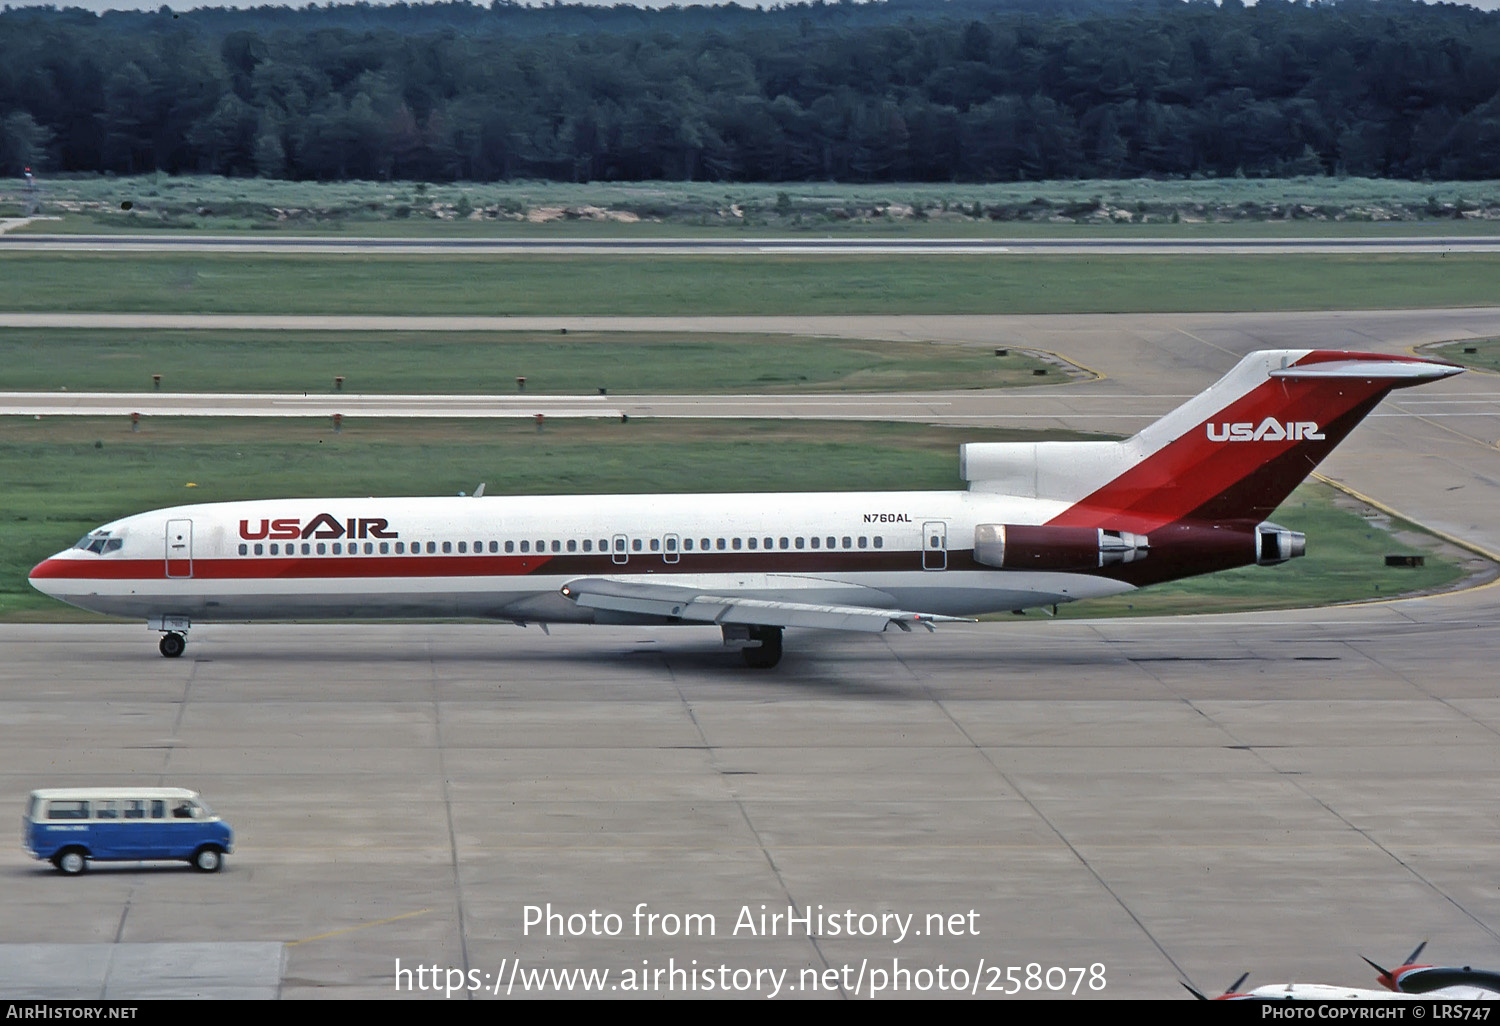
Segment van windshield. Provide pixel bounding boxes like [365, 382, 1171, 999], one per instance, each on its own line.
[170, 799, 213, 819]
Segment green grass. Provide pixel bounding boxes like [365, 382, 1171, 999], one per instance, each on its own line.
[0, 330, 1060, 394]
[0, 416, 1470, 621]
[1, 253, 1499, 315]
[1425, 337, 1500, 374]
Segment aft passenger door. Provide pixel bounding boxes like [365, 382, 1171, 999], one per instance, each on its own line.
[922, 521, 947, 571]
[165, 519, 193, 578]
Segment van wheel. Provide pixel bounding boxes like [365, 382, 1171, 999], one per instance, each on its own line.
[192, 846, 223, 873]
[55, 849, 87, 875]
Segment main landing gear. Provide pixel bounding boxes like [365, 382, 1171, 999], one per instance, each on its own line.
[742, 625, 783, 669]
[158, 632, 187, 658]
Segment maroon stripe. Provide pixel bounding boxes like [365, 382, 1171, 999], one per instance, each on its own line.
[34, 550, 932, 581]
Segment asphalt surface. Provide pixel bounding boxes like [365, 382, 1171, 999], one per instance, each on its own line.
[3, 308, 1500, 999]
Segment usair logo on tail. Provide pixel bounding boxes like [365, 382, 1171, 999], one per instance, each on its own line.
[1206, 419, 1324, 443]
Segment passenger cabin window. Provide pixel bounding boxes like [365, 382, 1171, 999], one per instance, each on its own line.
[458, 542, 467, 554]
[238, 544, 248, 556]
[810, 537, 820, 549]
[874, 537, 883, 548]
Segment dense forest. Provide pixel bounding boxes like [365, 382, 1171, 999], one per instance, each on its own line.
[2, 0, 1499, 183]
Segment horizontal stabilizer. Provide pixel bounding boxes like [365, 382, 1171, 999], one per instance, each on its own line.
[560, 577, 971, 633]
[1269, 358, 1462, 381]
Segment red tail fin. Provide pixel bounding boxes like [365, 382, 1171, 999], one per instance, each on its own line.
[1045, 350, 1461, 533]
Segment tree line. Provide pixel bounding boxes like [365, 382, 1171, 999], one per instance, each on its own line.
[2, 0, 1499, 183]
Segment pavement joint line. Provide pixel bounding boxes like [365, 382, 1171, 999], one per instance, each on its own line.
[286, 908, 433, 947]
[1173, 326, 1238, 359]
[664, 654, 841, 991]
[933, 695, 1195, 986]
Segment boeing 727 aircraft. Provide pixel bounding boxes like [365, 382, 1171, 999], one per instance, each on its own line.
[29, 349, 1461, 667]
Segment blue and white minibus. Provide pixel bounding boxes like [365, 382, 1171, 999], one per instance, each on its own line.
[24, 788, 234, 874]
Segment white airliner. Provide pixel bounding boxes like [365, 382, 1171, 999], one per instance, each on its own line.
[29, 349, 1461, 667]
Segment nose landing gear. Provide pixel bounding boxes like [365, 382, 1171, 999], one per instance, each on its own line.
[158, 632, 186, 658]
[149, 616, 192, 658]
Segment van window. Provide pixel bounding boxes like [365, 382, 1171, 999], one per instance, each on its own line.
[124, 800, 146, 820]
[47, 801, 89, 820]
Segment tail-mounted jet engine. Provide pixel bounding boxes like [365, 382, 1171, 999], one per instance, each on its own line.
[1255, 522, 1306, 565]
[973, 525, 1149, 571]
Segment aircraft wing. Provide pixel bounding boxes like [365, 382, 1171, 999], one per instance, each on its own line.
[559, 577, 972, 633]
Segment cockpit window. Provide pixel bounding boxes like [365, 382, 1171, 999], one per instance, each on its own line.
[72, 530, 122, 555]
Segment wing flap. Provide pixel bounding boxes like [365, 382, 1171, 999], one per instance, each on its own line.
[560, 578, 970, 633]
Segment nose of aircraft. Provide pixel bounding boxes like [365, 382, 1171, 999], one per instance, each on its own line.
[28, 553, 69, 598]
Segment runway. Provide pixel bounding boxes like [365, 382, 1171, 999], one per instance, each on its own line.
[5, 233, 1500, 255]
[5, 307, 1500, 999]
